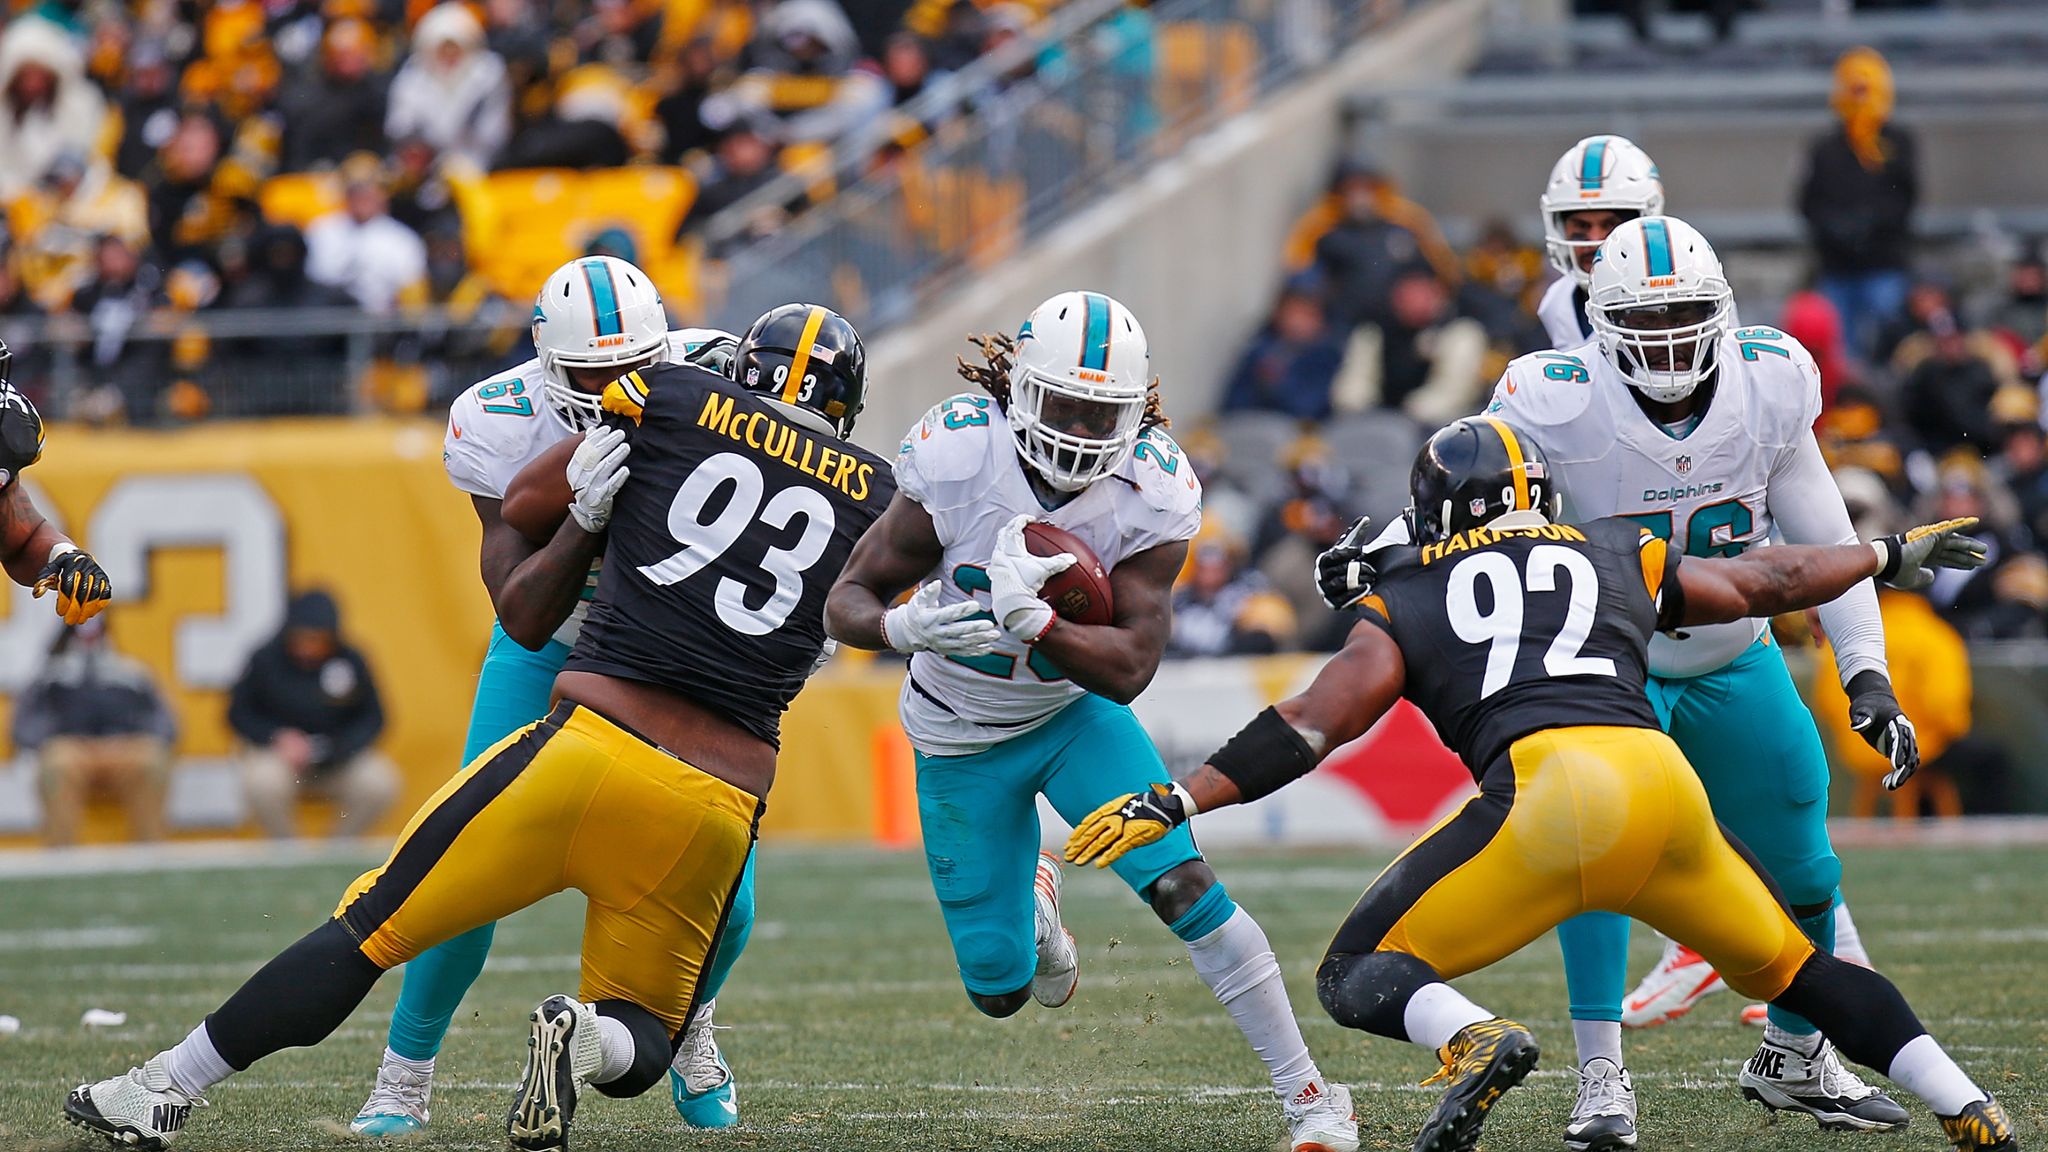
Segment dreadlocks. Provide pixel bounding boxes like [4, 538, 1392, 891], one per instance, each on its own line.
[956, 332, 1169, 430]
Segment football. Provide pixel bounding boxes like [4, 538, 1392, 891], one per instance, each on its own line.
[1024, 521, 1114, 626]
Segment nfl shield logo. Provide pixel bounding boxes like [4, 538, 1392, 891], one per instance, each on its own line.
[1676, 455, 1692, 476]
[1469, 497, 1489, 517]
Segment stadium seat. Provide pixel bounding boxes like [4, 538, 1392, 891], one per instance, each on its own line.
[1157, 21, 1260, 137]
[258, 172, 343, 229]
[1323, 410, 1423, 523]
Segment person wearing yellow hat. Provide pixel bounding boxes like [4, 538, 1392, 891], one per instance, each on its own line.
[1798, 47, 1919, 363]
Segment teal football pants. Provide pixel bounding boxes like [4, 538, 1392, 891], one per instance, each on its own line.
[386, 624, 758, 1060]
[915, 692, 1203, 999]
[1556, 636, 1841, 1036]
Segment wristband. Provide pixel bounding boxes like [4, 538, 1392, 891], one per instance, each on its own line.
[1169, 780, 1200, 817]
[1870, 538, 1898, 582]
[1206, 707, 1320, 804]
[46, 541, 76, 565]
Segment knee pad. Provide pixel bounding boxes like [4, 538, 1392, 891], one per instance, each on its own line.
[1146, 861, 1216, 927]
[590, 1000, 671, 1098]
[953, 928, 1028, 997]
[1316, 949, 1441, 1040]
[1777, 853, 1843, 911]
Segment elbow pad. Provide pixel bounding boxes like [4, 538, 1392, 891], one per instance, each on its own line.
[1206, 707, 1320, 804]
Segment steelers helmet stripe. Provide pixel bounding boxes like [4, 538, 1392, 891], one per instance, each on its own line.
[780, 304, 829, 404]
[1641, 218, 1675, 277]
[581, 259, 623, 336]
[1483, 417, 1532, 511]
[1079, 292, 1111, 371]
[1580, 137, 1609, 192]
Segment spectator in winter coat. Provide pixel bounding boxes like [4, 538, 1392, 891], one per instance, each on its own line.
[11, 616, 176, 846]
[279, 19, 388, 172]
[385, 3, 512, 170]
[228, 589, 397, 839]
[304, 155, 429, 314]
[1221, 282, 1344, 420]
[0, 17, 107, 200]
[1902, 310, 2002, 456]
[1797, 47, 1918, 361]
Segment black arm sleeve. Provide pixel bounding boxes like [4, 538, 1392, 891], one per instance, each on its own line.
[1206, 707, 1322, 804]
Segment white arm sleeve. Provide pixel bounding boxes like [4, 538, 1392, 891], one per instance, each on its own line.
[1768, 429, 1889, 685]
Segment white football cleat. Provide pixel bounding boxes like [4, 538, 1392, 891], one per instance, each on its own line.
[1563, 1056, 1637, 1151]
[65, 1055, 206, 1150]
[1031, 852, 1079, 1008]
[1738, 1035, 1909, 1131]
[349, 1052, 433, 1136]
[1620, 938, 1725, 1028]
[669, 998, 739, 1129]
[1283, 1078, 1359, 1152]
[507, 994, 604, 1151]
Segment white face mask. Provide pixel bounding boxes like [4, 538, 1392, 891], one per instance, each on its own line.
[1009, 369, 1145, 491]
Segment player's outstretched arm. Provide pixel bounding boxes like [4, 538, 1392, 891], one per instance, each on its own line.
[1067, 619, 1405, 867]
[491, 436, 609, 651]
[1029, 540, 1186, 705]
[0, 481, 62, 586]
[1, 482, 110, 624]
[1672, 518, 1987, 628]
[827, 492, 998, 657]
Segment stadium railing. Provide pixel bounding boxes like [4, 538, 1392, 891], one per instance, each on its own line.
[697, 0, 1420, 335]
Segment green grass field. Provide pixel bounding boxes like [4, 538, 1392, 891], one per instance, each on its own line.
[0, 841, 2043, 1152]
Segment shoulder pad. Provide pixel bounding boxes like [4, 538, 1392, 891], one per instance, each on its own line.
[444, 366, 552, 497]
[601, 368, 656, 425]
[1121, 426, 1203, 515]
[1486, 349, 1599, 427]
[895, 393, 1005, 504]
[1727, 326, 1822, 441]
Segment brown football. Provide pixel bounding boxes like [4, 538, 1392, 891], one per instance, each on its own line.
[1024, 521, 1114, 626]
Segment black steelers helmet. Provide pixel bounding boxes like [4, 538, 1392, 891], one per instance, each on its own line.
[734, 303, 866, 437]
[0, 341, 43, 488]
[1407, 416, 1559, 544]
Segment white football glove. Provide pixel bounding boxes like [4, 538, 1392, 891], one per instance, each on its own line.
[567, 425, 631, 533]
[883, 580, 1002, 657]
[988, 513, 1075, 643]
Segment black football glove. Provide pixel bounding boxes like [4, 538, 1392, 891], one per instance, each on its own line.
[34, 543, 111, 626]
[1873, 517, 1989, 591]
[1845, 669, 1919, 790]
[1315, 516, 1380, 611]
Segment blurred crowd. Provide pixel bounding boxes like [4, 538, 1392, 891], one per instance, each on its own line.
[0, 0, 1094, 421]
[1170, 47, 2048, 814]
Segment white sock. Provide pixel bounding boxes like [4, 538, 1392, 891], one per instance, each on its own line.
[162, 1022, 236, 1096]
[592, 1015, 635, 1084]
[1834, 901, 1871, 967]
[1572, 1019, 1623, 1069]
[1402, 981, 1492, 1051]
[1762, 1020, 1823, 1057]
[382, 1047, 434, 1076]
[1887, 1034, 1986, 1115]
[1185, 907, 1320, 1097]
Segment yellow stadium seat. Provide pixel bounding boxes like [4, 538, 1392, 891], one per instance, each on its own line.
[580, 165, 696, 252]
[259, 172, 343, 228]
[1156, 21, 1260, 138]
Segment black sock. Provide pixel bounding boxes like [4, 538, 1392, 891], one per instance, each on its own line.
[1771, 951, 1926, 1071]
[204, 919, 385, 1070]
[590, 999, 672, 1098]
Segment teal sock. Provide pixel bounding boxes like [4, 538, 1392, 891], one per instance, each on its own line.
[1166, 882, 1236, 942]
[387, 922, 496, 1061]
[698, 849, 757, 1002]
[1557, 912, 1629, 1024]
[1766, 896, 1838, 1037]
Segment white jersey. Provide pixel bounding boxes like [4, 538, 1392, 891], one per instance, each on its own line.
[1486, 326, 1885, 681]
[892, 394, 1202, 755]
[441, 329, 729, 646]
[1537, 276, 1593, 350]
[1540, 274, 1741, 351]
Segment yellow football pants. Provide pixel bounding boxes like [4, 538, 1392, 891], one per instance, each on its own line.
[331, 702, 760, 1032]
[1345, 725, 1815, 1001]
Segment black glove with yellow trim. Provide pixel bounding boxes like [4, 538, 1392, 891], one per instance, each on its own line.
[1065, 784, 1188, 868]
[1873, 517, 1988, 591]
[34, 543, 111, 626]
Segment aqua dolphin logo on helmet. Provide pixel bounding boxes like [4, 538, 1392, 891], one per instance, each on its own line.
[532, 256, 670, 431]
[1587, 215, 1734, 405]
[1007, 291, 1150, 492]
[1540, 135, 1666, 288]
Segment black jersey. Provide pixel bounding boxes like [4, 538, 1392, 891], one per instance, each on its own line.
[1360, 516, 1681, 776]
[564, 362, 894, 746]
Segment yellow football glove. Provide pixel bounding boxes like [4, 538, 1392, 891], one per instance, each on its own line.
[33, 543, 111, 626]
[1064, 784, 1188, 868]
